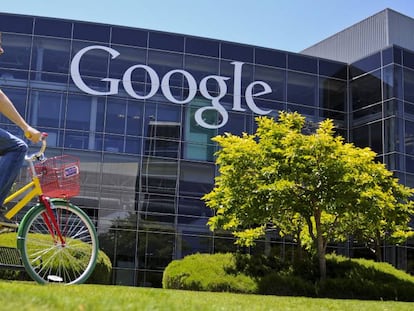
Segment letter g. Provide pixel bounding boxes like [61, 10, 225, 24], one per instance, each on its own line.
[70, 45, 121, 95]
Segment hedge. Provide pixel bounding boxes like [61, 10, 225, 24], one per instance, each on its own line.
[163, 252, 414, 301]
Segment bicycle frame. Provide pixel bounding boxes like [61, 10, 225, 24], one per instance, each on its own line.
[3, 171, 42, 220]
[0, 137, 98, 284]
[3, 138, 66, 245]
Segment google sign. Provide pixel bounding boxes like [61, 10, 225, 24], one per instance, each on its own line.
[70, 45, 273, 129]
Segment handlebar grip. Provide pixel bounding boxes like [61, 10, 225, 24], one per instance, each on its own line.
[25, 132, 48, 161]
[25, 131, 48, 141]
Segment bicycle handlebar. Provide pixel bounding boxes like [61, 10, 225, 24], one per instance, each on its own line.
[25, 133, 48, 161]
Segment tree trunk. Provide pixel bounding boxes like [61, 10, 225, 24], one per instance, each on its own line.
[314, 209, 327, 280]
[317, 232, 326, 280]
[375, 233, 382, 262]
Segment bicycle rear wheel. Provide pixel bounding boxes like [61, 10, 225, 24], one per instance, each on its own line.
[17, 199, 98, 284]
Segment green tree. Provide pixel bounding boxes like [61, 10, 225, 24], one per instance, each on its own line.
[203, 112, 414, 280]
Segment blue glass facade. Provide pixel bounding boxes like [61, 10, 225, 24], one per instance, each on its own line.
[0, 12, 412, 286]
[350, 46, 414, 188]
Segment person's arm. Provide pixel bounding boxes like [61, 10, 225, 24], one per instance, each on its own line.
[0, 89, 42, 143]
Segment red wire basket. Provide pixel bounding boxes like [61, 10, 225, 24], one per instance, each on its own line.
[34, 155, 80, 198]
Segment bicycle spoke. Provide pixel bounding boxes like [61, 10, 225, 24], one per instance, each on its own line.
[18, 202, 98, 284]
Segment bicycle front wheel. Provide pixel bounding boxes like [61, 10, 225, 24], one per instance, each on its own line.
[17, 200, 98, 284]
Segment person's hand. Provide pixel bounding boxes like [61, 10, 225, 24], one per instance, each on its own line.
[24, 126, 43, 143]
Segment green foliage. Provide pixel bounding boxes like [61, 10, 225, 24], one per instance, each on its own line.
[85, 247, 113, 284]
[162, 253, 257, 293]
[203, 112, 414, 278]
[320, 254, 414, 301]
[0, 232, 112, 284]
[258, 273, 316, 297]
[163, 253, 414, 301]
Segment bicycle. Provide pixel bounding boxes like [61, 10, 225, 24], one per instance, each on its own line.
[0, 134, 98, 284]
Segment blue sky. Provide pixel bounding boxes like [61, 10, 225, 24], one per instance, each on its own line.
[1, 0, 414, 52]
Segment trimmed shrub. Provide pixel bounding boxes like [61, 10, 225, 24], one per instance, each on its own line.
[163, 252, 414, 301]
[163, 253, 257, 293]
[258, 272, 316, 297]
[86, 248, 113, 284]
[321, 254, 414, 301]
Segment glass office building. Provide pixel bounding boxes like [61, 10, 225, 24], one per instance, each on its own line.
[0, 8, 412, 286]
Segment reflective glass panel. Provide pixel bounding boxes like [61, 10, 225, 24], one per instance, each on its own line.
[111, 27, 148, 47]
[71, 42, 111, 78]
[385, 117, 402, 153]
[34, 17, 72, 38]
[405, 120, 414, 155]
[403, 49, 414, 70]
[64, 130, 103, 151]
[353, 103, 382, 122]
[137, 231, 174, 271]
[149, 32, 184, 52]
[221, 42, 253, 62]
[31, 37, 71, 74]
[184, 55, 219, 87]
[0, 14, 33, 33]
[101, 154, 139, 198]
[179, 161, 214, 197]
[106, 98, 127, 134]
[147, 50, 183, 87]
[319, 59, 347, 80]
[126, 100, 144, 136]
[352, 125, 369, 148]
[104, 134, 124, 153]
[180, 233, 213, 256]
[139, 194, 176, 223]
[0, 33, 31, 70]
[0, 87, 27, 125]
[319, 77, 346, 112]
[404, 68, 414, 104]
[287, 72, 317, 106]
[108, 45, 147, 80]
[29, 90, 65, 128]
[382, 47, 393, 66]
[351, 70, 382, 110]
[255, 48, 286, 68]
[125, 136, 142, 154]
[288, 54, 317, 74]
[350, 52, 381, 77]
[141, 157, 178, 195]
[65, 94, 105, 131]
[254, 66, 285, 101]
[406, 155, 414, 173]
[185, 37, 219, 57]
[73, 22, 110, 42]
[220, 60, 253, 95]
[383, 65, 402, 100]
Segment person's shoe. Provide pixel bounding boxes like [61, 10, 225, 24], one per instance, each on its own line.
[0, 210, 18, 229]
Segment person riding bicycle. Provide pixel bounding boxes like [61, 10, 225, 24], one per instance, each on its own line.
[0, 32, 42, 228]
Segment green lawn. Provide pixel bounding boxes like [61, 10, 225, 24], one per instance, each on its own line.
[0, 280, 413, 311]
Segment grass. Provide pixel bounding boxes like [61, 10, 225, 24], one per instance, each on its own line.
[0, 280, 413, 311]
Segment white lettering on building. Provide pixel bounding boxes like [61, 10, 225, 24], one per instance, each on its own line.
[70, 45, 272, 129]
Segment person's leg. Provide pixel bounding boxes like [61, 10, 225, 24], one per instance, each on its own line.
[0, 128, 28, 207]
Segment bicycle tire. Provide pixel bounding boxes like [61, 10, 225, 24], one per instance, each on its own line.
[17, 199, 98, 284]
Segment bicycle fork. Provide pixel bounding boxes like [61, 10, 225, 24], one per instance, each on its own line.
[38, 195, 66, 247]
